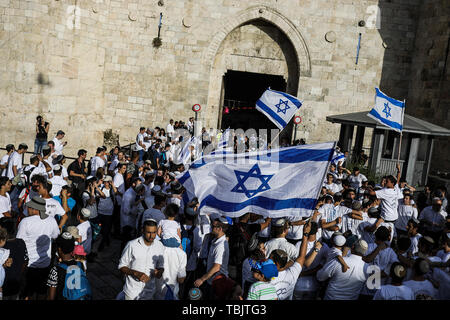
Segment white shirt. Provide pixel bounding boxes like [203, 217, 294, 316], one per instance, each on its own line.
[135, 133, 145, 151]
[206, 234, 229, 284]
[319, 204, 350, 240]
[376, 187, 403, 221]
[77, 220, 92, 255]
[7, 151, 22, 179]
[183, 224, 203, 272]
[44, 197, 66, 219]
[118, 237, 165, 300]
[90, 156, 105, 178]
[431, 268, 450, 300]
[0, 193, 11, 218]
[113, 173, 125, 206]
[317, 254, 369, 300]
[52, 136, 64, 155]
[395, 204, 418, 231]
[166, 124, 175, 136]
[341, 211, 368, 237]
[264, 238, 299, 262]
[403, 279, 438, 299]
[158, 219, 181, 242]
[419, 206, 447, 232]
[348, 173, 367, 190]
[49, 175, 67, 197]
[1, 154, 9, 176]
[324, 183, 342, 194]
[294, 241, 329, 292]
[373, 284, 415, 300]
[82, 191, 98, 219]
[154, 247, 187, 300]
[271, 261, 302, 300]
[16, 215, 60, 268]
[286, 216, 304, 240]
[121, 188, 138, 230]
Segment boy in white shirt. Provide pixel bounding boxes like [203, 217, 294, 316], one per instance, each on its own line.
[77, 208, 93, 256]
[157, 203, 182, 248]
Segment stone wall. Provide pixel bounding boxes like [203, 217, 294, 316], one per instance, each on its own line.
[406, 0, 450, 172]
[0, 0, 422, 161]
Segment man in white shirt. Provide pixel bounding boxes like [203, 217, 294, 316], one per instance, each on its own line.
[270, 227, 310, 301]
[373, 262, 415, 300]
[16, 197, 59, 300]
[395, 193, 418, 236]
[90, 147, 106, 178]
[7, 143, 28, 180]
[166, 119, 175, 142]
[120, 182, 146, 251]
[154, 245, 187, 300]
[52, 130, 67, 156]
[135, 127, 147, 162]
[324, 173, 342, 196]
[0, 144, 14, 177]
[194, 217, 230, 296]
[403, 258, 439, 299]
[112, 163, 127, 236]
[0, 177, 12, 218]
[264, 219, 299, 261]
[348, 167, 367, 190]
[419, 198, 447, 242]
[142, 128, 153, 152]
[119, 219, 165, 300]
[317, 239, 370, 300]
[77, 208, 92, 255]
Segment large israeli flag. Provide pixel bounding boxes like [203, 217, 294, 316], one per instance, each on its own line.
[367, 88, 405, 132]
[256, 89, 302, 130]
[177, 142, 335, 218]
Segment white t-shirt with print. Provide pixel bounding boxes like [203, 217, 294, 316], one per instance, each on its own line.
[403, 279, 438, 299]
[44, 197, 66, 218]
[348, 173, 367, 190]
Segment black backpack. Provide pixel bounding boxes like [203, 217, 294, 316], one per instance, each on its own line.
[229, 223, 257, 266]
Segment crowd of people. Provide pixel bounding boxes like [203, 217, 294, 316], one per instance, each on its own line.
[0, 114, 449, 301]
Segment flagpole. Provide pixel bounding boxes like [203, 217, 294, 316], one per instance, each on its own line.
[397, 99, 405, 165]
[270, 129, 282, 149]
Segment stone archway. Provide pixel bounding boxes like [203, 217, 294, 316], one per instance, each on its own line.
[202, 6, 311, 139]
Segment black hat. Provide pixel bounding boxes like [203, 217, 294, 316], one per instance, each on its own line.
[57, 130, 65, 135]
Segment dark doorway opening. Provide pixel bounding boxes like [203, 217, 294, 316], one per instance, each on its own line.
[220, 70, 287, 131]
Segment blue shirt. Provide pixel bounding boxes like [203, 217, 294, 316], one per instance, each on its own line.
[53, 196, 76, 211]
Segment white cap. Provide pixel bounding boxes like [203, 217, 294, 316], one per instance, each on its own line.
[80, 208, 91, 218]
[333, 235, 346, 247]
[53, 164, 62, 171]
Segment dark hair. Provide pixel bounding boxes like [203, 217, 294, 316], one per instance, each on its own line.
[42, 147, 51, 157]
[55, 235, 75, 254]
[18, 143, 28, 150]
[397, 236, 412, 252]
[154, 175, 164, 186]
[334, 194, 343, 203]
[61, 185, 73, 194]
[30, 155, 39, 164]
[0, 176, 9, 189]
[140, 127, 146, 131]
[407, 218, 419, 229]
[154, 194, 166, 206]
[0, 225, 8, 241]
[386, 175, 397, 185]
[44, 180, 52, 193]
[413, 258, 429, 276]
[78, 149, 87, 157]
[5, 144, 14, 152]
[31, 174, 47, 186]
[47, 140, 55, 147]
[164, 203, 179, 218]
[0, 217, 15, 239]
[353, 167, 360, 172]
[375, 226, 390, 242]
[214, 218, 229, 233]
[270, 250, 288, 269]
[143, 219, 157, 228]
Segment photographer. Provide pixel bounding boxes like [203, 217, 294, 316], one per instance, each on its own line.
[34, 115, 49, 156]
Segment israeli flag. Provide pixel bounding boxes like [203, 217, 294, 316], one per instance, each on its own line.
[331, 151, 346, 166]
[211, 128, 233, 155]
[177, 142, 335, 218]
[256, 89, 302, 130]
[367, 88, 405, 132]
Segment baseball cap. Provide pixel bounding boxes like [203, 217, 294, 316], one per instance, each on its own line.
[333, 235, 347, 247]
[252, 259, 279, 280]
[188, 288, 202, 300]
[80, 208, 91, 218]
[103, 175, 112, 182]
[26, 196, 48, 219]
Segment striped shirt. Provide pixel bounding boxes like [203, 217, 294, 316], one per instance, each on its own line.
[247, 281, 278, 300]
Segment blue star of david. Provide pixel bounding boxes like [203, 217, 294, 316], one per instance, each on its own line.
[231, 164, 274, 198]
[382, 102, 392, 118]
[275, 99, 290, 114]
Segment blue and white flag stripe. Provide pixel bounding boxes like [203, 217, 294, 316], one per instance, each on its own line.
[256, 89, 302, 130]
[367, 88, 405, 132]
[176, 142, 335, 218]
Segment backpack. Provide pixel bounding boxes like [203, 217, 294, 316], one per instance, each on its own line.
[59, 261, 92, 300]
[229, 223, 257, 266]
[180, 224, 195, 258]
